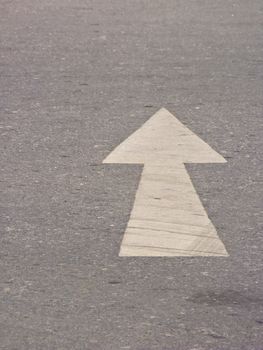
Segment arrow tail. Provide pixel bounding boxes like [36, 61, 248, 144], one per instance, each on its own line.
[119, 164, 228, 257]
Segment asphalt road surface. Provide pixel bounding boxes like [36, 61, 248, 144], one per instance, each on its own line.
[1, 1, 263, 349]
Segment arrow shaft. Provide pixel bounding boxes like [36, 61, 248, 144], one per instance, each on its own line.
[119, 164, 228, 256]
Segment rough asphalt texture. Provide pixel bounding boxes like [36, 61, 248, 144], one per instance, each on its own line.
[0, 1, 263, 349]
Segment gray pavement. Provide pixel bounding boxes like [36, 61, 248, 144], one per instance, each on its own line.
[0, 0, 263, 349]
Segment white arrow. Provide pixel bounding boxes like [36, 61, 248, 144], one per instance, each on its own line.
[103, 108, 228, 257]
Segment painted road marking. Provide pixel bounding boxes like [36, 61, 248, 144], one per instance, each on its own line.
[103, 108, 228, 257]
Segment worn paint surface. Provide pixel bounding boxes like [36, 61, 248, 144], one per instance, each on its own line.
[104, 108, 228, 256]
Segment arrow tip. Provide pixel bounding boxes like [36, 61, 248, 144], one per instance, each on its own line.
[103, 108, 226, 165]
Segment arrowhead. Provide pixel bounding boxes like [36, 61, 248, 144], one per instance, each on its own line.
[103, 108, 226, 165]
